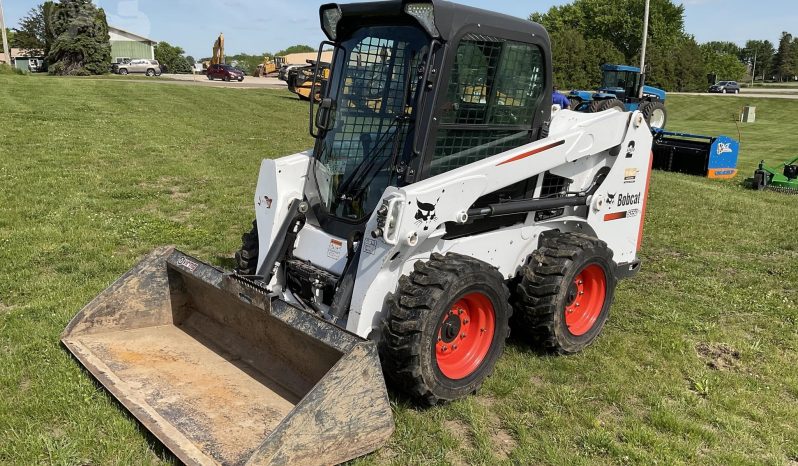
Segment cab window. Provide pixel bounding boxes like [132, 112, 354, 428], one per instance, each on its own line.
[429, 35, 544, 176]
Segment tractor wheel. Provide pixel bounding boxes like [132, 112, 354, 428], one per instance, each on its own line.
[514, 232, 616, 354]
[234, 220, 259, 275]
[587, 100, 604, 113]
[640, 101, 667, 129]
[568, 97, 582, 111]
[597, 99, 625, 112]
[380, 253, 511, 406]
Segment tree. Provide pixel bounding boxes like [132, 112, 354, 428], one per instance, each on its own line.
[742, 40, 775, 82]
[154, 41, 191, 73]
[773, 32, 794, 81]
[700, 43, 747, 82]
[531, 0, 690, 90]
[701, 41, 741, 58]
[12, 5, 44, 55]
[532, 0, 685, 63]
[275, 44, 315, 56]
[47, 0, 111, 75]
[185, 55, 195, 66]
[647, 35, 705, 92]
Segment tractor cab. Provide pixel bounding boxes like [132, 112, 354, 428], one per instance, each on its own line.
[598, 64, 642, 102]
[306, 0, 552, 238]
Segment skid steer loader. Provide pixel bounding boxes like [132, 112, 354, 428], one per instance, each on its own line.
[63, 1, 655, 464]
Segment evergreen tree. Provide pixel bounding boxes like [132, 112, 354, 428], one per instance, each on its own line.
[773, 32, 794, 81]
[47, 0, 111, 75]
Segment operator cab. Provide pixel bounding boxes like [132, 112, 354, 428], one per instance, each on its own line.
[598, 64, 642, 102]
[304, 0, 552, 238]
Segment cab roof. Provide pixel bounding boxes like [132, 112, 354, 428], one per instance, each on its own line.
[320, 0, 549, 44]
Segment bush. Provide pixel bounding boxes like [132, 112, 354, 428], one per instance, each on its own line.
[0, 63, 24, 75]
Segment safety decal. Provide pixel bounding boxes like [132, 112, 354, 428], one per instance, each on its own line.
[624, 168, 639, 183]
[364, 238, 377, 255]
[327, 239, 343, 260]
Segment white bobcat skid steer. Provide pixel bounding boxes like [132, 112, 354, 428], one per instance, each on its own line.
[63, 1, 653, 465]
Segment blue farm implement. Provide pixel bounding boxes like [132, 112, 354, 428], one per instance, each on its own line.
[569, 64, 667, 129]
[652, 130, 740, 179]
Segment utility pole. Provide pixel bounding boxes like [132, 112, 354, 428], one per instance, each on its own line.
[638, 0, 650, 99]
[0, 0, 10, 67]
[751, 50, 757, 87]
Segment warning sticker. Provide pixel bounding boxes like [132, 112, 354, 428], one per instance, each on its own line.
[327, 239, 344, 260]
[364, 238, 377, 255]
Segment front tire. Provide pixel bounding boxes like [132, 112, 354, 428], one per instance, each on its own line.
[380, 253, 511, 406]
[640, 101, 667, 129]
[119, 69, 128, 75]
[234, 220, 259, 275]
[515, 232, 616, 354]
[146, 69, 155, 77]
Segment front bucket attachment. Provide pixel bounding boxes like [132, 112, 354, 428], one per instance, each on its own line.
[652, 130, 739, 179]
[62, 247, 393, 466]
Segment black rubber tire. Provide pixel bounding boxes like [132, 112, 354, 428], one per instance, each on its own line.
[379, 253, 512, 406]
[596, 99, 625, 112]
[119, 69, 128, 75]
[146, 69, 155, 77]
[514, 232, 616, 354]
[568, 97, 582, 111]
[208, 75, 214, 80]
[587, 99, 603, 113]
[640, 101, 667, 129]
[234, 220, 259, 275]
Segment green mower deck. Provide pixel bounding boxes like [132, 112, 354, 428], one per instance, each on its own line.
[745, 156, 798, 193]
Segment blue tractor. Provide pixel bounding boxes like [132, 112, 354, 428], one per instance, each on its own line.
[568, 64, 668, 129]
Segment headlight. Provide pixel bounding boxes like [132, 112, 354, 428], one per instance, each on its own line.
[320, 5, 342, 40]
[405, 2, 439, 38]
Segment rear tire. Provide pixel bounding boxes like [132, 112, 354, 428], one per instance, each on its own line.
[640, 101, 667, 129]
[146, 69, 155, 77]
[235, 220, 259, 275]
[380, 253, 511, 406]
[514, 232, 616, 354]
[597, 99, 625, 112]
[568, 97, 582, 111]
[119, 69, 128, 75]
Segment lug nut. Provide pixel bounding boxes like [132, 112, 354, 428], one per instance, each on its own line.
[461, 333, 467, 339]
[579, 291, 584, 296]
[463, 319, 469, 324]
[452, 344, 458, 350]
[578, 280, 583, 285]
[441, 345, 447, 352]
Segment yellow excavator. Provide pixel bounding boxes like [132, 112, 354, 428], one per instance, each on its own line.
[202, 33, 225, 72]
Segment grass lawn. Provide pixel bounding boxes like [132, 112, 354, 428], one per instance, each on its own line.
[1, 75, 797, 465]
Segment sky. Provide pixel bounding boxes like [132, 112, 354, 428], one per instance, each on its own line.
[3, 0, 797, 59]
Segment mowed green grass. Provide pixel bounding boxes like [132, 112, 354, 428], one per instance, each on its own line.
[1, 75, 797, 465]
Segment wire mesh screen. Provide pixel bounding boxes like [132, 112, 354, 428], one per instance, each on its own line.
[430, 34, 545, 177]
[314, 26, 428, 221]
[540, 172, 571, 198]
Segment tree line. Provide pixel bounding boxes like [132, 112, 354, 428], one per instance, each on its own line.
[533, 0, 796, 91]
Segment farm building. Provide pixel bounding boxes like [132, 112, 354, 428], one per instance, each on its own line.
[109, 26, 156, 62]
[0, 48, 44, 72]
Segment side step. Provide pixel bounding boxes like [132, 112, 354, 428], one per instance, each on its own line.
[61, 247, 394, 465]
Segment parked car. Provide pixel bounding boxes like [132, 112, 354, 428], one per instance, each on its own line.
[207, 64, 245, 82]
[116, 59, 161, 77]
[708, 81, 740, 94]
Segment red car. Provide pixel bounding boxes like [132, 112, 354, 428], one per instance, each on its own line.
[207, 64, 245, 82]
